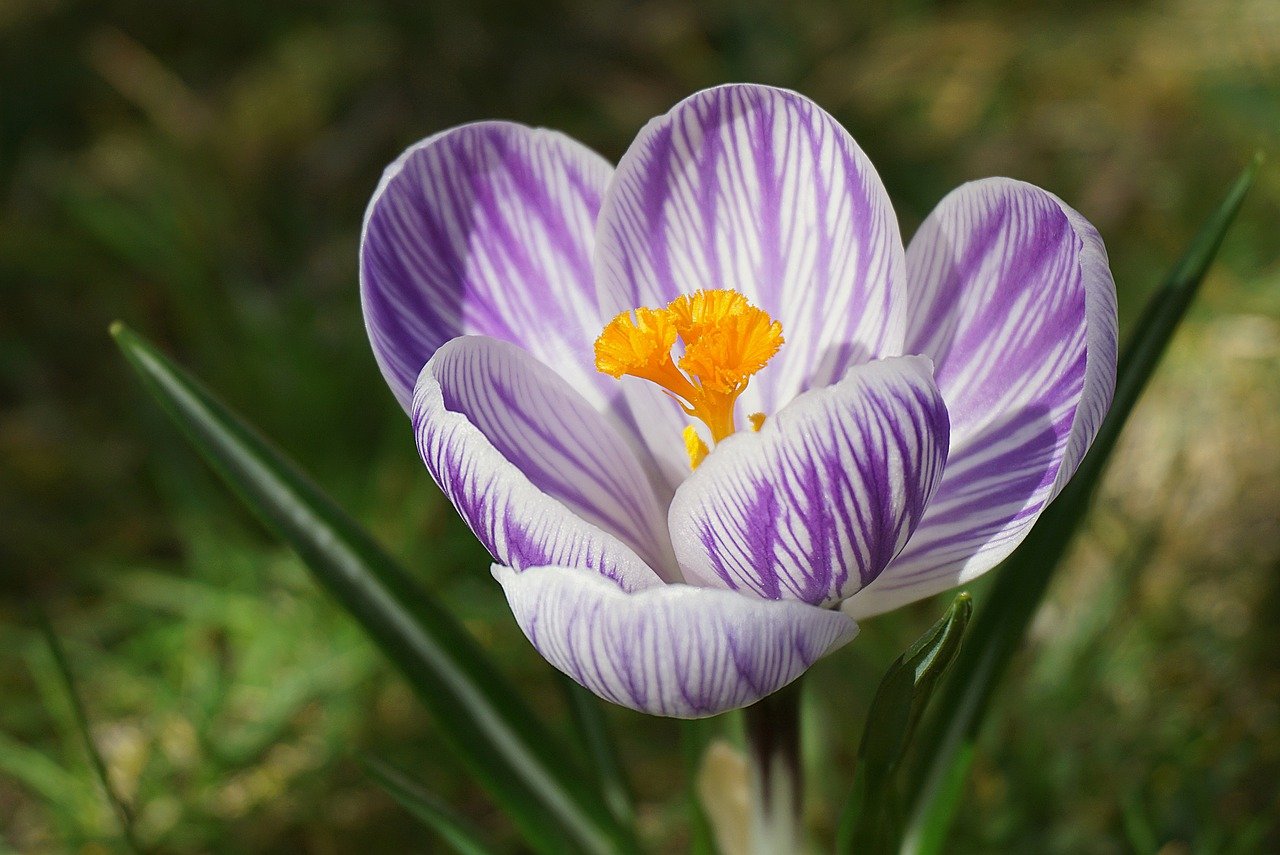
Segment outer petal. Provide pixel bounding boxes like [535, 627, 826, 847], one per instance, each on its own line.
[362, 121, 615, 412]
[414, 336, 674, 590]
[669, 357, 949, 607]
[594, 84, 907, 485]
[844, 179, 1118, 618]
[495, 565, 857, 718]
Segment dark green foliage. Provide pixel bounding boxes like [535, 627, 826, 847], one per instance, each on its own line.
[361, 755, 497, 855]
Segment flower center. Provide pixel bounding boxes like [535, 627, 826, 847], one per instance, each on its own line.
[594, 289, 783, 468]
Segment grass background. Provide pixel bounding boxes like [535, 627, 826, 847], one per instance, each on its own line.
[2, 0, 1278, 851]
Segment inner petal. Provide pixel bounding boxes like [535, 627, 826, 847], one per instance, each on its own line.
[593, 84, 908, 424]
[424, 335, 678, 579]
[668, 356, 950, 607]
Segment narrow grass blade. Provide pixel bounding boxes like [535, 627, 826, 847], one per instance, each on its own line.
[900, 155, 1262, 854]
[33, 605, 144, 854]
[837, 594, 971, 855]
[361, 755, 496, 855]
[112, 323, 638, 855]
[559, 674, 635, 828]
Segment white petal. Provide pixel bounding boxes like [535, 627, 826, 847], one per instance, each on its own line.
[844, 179, 1117, 618]
[669, 357, 949, 607]
[593, 84, 908, 488]
[362, 121, 616, 413]
[414, 336, 672, 590]
[495, 565, 857, 718]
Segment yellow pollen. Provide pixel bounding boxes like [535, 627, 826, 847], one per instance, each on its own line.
[593, 289, 784, 461]
[748, 413, 767, 432]
[683, 426, 709, 470]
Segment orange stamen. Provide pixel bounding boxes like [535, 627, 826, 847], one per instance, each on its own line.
[593, 289, 784, 467]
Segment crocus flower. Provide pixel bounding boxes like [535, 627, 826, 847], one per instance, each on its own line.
[360, 84, 1117, 718]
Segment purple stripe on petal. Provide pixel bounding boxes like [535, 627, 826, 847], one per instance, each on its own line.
[361, 121, 615, 413]
[413, 336, 670, 592]
[593, 84, 908, 484]
[844, 179, 1117, 619]
[669, 357, 949, 607]
[495, 564, 857, 718]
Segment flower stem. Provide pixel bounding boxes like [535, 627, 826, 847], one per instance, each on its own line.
[743, 680, 804, 855]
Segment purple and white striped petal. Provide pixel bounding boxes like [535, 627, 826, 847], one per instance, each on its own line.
[844, 180, 1117, 618]
[669, 357, 949, 607]
[414, 335, 674, 591]
[362, 121, 615, 413]
[593, 84, 907, 484]
[495, 564, 857, 717]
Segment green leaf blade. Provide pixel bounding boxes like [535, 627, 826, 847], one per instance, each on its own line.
[112, 324, 637, 855]
[559, 674, 636, 829]
[33, 607, 144, 854]
[899, 155, 1262, 854]
[837, 593, 972, 855]
[361, 755, 497, 855]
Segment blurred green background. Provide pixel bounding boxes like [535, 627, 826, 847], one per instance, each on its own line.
[2, 0, 1278, 852]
